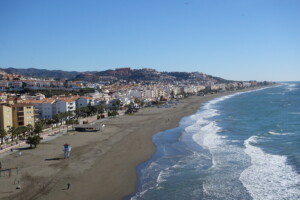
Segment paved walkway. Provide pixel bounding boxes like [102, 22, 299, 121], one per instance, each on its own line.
[0, 110, 125, 156]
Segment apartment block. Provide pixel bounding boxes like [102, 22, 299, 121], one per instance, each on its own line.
[12, 103, 35, 127]
[0, 104, 13, 131]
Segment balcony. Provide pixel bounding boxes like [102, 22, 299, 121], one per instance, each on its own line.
[17, 113, 24, 117]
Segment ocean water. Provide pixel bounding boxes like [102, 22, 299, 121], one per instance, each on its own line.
[127, 82, 300, 200]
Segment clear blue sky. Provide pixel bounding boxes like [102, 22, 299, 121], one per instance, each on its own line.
[0, 0, 299, 81]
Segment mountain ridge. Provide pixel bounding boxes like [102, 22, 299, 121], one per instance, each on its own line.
[0, 67, 232, 84]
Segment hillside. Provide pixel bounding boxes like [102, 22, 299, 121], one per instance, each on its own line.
[0, 67, 232, 84]
[0, 67, 80, 79]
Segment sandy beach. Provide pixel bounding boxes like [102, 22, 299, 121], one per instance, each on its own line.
[0, 89, 258, 200]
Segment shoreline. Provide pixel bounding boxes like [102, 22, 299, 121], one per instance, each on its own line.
[0, 87, 265, 200]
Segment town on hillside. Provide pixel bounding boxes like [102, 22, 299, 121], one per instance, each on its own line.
[0, 67, 274, 148]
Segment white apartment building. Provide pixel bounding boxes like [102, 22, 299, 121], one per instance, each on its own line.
[35, 99, 55, 119]
[145, 89, 156, 98]
[85, 91, 103, 99]
[129, 90, 143, 99]
[21, 99, 55, 120]
[53, 99, 76, 115]
[76, 97, 94, 108]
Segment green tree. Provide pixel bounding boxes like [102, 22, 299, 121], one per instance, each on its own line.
[0, 129, 7, 145]
[53, 113, 61, 123]
[140, 100, 145, 108]
[74, 108, 81, 119]
[159, 96, 164, 101]
[111, 110, 119, 117]
[95, 105, 104, 115]
[8, 127, 16, 142]
[134, 98, 141, 105]
[115, 99, 121, 109]
[66, 111, 74, 119]
[26, 135, 41, 148]
[17, 126, 28, 140]
[34, 121, 44, 136]
[54, 112, 68, 124]
[112, 105, 118, 111]
[22, 82, 27, 88]
[26, 124, 33, 136]
[170, 90, 175, 98]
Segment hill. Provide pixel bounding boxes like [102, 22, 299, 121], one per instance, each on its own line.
[0, 67, 232, 84]
[0, 67, 80, 80]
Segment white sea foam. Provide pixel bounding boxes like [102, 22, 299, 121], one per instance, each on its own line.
[240, 136, 300, 200]
[282, 83, 298, 91]
[267, 92, 285, 95]
[268, 131, 282, 135]
[130, 166, 170, 199]
[187, 97, 226, 170]
[156, 170, 169, 184]
[289, 112, 300, 115]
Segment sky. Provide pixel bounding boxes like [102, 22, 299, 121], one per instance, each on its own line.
[0, 0, 299, 81]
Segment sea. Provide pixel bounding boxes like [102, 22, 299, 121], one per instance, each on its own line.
[127, 82, 300, 200]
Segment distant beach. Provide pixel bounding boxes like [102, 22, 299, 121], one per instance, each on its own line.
[0, 88, 261, 200]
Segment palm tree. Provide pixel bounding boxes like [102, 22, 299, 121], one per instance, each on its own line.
[8, 127, 16, 142]
[170, 90, 175, 98]
[0, 128, 7, 145]
[90, 106, 97, 116]
[95, 105, 104, 115]
[66, 111, 74, 120]
[15, 127, 21, 140]
[34, 121, 44, 136]
[54, 112, 64, 124]
[80, 107, 89, 117]
[26, 124, 33, 136]
[16, 126, 27, 140]
[74, 108, 81, 119]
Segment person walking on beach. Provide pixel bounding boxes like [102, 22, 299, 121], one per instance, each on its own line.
[67, 183, 70, 189]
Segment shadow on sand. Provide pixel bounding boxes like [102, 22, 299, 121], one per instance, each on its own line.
[45, 157, 63, 161]
[16, 147, 32, 151]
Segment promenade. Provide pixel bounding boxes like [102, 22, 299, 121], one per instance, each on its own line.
[0, 111, 124, 157]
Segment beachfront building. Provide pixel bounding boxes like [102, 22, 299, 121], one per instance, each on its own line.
[21, 98, 55, 120]
[85, 91, 103, 99]
[129, 90, 144, 99]
[76, 97, 94, 108]
[35, 99, 55, 119]
[53, 98, 76, 115]
[0, 104, 13, 131]
[145, 89, 156, 99]
[0, 81, 9, 90]
[157, 88, 166, 98]
[11, 103, 35, 128]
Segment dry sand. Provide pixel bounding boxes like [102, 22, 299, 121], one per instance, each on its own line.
[0, 89, 259, 200]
